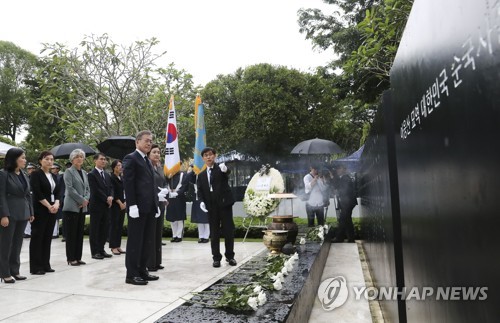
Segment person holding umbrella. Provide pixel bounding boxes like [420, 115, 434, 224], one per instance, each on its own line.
[303, 164, 327, 227]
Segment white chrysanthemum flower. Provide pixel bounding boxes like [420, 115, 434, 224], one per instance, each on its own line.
[247, 296, 259, 310]
[292, 252, 299, 260]
[276, 272, 285, 282]
[285, 261, 294, 272]
[253, 285, 262, 293]
[300, 237, 306, 245]
[318, 231, 324, 240]
[257, 291, 267, 306]
[273, 279, 283, 290]
[281, 266, 288, 276]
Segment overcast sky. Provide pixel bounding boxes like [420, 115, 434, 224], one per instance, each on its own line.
[1, 0, 335, 85]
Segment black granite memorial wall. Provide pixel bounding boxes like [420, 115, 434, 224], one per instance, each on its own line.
[360, 0, 500, 321]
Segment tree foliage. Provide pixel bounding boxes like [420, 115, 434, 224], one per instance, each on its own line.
[298, 0, 413, 134]
[201, 63, 366, 160]
[32, 34, 200, 158]
[0, 41, 38, 141]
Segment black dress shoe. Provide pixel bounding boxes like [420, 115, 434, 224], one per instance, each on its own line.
[147, 267, 158, 272]
[44, 268, 55, 273]
[198, 238, 203, 243]
[161, 242, 166, 246]
[78, 260, 86, 265]
[13, 275, 27, 280]
[156, 265, 164, 270]
[141, 274, 159, 281]
[92, 254, 104, 260]
[1, 277, 15, 283]
[226, 258, 237, 266]
[125, 277, 148, 285]
[101, 251, 112, 258]
[170, 238, 176, 242]
[31, 270, 45, 275]
[202, 238, 210, 243]
[213, 260, 221, 268]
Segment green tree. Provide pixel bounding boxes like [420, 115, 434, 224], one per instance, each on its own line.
[33, 34, 199, 155]
[0, 41, 38, 142]
[201, 63, 363, 159]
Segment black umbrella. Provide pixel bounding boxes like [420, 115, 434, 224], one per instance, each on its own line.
[97, 135, 136, 160]
[50, 143, 96, 159]
[290, 138, 343, 155]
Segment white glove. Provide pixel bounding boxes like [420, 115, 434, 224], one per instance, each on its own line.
[219, 163, 227, 173]
[169, 191, 178, 198]
[155, 207, 160, 218]
[129, 205, 139, 218]
[200, 202, 208, 213]
[158, 187, 170, 196]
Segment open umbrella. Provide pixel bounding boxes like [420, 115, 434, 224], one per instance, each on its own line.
[50, 143, 96, 159]
[291, 138, 343, 155]
[97, 135, 136, 160]
[0, 142, 17, 159]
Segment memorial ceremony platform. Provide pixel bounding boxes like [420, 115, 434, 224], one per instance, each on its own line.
[0, 238, 373, 322]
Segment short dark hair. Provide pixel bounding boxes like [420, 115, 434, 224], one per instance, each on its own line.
[93, 152, 107, 160]
[111, 159, 122, 171]
[147, 144, 160, 156]
[201, 147, 216, 157]
[3, 148, 25, 172]
[38, 151, 53, 163]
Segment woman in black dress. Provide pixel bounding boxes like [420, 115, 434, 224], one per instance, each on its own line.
[109, 160, 126, 255]
[29, 151, 60, 275]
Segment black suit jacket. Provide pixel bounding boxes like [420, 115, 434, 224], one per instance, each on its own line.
[110, 173, 125, 204]
[0, 170, 33, 220]
[88, 168, 114, 212]
[336, 174, 357, 209]
[122, 150, 158, 214]
[197, 163, 234, 209]
[30, 169, 61, 216]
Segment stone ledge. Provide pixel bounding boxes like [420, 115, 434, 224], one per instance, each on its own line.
[156, 240, 330, 323]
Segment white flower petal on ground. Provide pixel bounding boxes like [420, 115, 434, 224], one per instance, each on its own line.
[258, 291, 267, 306]
[277, 272, 285, 282]
[253, 285, 262, 293]
[273, 279, 283, 290]
[247, 296, 259, 311]
[281, 267, 288, 276]
[292, 252, 299, 261]
[300, 237, 306, 244]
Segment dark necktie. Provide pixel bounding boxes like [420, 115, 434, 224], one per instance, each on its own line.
[100, 171, 105, 181]
[208, 167, 213, 191]
[144, 156, 153, 172]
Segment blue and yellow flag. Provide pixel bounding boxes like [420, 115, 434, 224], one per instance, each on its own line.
[193, 95, 206, 175]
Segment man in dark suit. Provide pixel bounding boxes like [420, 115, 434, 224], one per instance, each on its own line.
[88, 153, 114, 259]
[196, 147, 236, 268]
[332, 165, 358, 243]
[122, 130, 160, 285]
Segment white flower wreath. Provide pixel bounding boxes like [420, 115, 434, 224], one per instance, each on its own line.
[243, 166, 284, 219]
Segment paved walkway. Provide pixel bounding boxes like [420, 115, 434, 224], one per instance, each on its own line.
[0, 238, 373, 323]
[0, 238, 264, 322]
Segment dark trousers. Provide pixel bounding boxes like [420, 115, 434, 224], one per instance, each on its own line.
[109, 205, 126, 249]
[89, 206, 110, 255]
[336, 204, 355, 241]
[306, 204, 325, 227]
[63, 210, 85, 262]
[147, 205, 165, 269]
[30, 214, 56, 273]
[125, 212, 155, 278]
[0, 219, 27, 277]
[207, 200, 235, 261]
